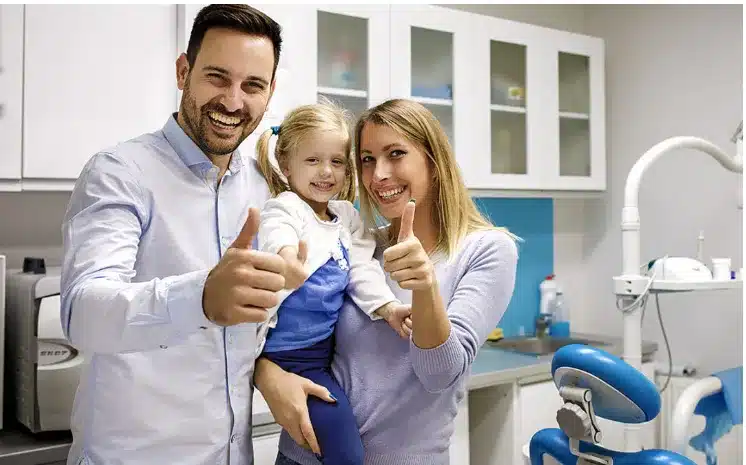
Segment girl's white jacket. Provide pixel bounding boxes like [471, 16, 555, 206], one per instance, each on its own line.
[255, 191, 398, 352]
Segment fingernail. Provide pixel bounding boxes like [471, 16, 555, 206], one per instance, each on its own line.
[329, 394, 338, 401]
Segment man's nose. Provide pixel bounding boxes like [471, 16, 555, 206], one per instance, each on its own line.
[219, 85, 243, 113]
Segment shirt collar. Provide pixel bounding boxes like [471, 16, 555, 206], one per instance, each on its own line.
[161, 113, 244, 175]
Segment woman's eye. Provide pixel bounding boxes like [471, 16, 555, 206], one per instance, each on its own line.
[390, 149, 406, 158]
[361, 155, 374, 163]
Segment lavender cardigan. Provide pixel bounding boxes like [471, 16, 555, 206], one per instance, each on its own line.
[278, 228, 518, 465]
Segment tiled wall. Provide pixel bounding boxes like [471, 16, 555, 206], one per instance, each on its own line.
[473, 197, 554, 337]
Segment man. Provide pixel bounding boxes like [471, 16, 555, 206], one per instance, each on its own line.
[61, 5, 329, 464]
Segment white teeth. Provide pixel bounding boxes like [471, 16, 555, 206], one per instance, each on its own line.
[208, 111, 241, 126]
[377, 187, 405, 199]
[313, 182, 333, 189]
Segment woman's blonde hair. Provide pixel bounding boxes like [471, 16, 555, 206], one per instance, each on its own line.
[256, 98, 357, 202]
[354, 99, 517, 257]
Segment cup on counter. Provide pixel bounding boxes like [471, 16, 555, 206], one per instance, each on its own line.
[711, 258, 732, 280]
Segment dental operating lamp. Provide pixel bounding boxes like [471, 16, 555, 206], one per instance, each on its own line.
[612, 121, 743, 452]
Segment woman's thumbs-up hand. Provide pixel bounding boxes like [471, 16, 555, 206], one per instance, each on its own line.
[382, 199, 434, 291]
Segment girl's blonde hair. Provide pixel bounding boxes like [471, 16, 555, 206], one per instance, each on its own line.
[256, 98, 357, 202]
[354, 99, 518, 257]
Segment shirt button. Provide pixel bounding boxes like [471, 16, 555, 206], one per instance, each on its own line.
[230, 434, 238, 443]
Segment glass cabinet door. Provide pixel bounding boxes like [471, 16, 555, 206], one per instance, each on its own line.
[558, 51, 591, 178]
[409, 25, 455, 144]
[390, 5, 475, 156]
[552, 35, 605, 190]
[315, 6, 390, 125]
[490, 40, 528, 177]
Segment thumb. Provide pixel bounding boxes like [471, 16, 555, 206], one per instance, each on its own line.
[297, 240, 309, 264]
[393, 304, 412, 319]
[305, 381, 336, 404]
[230, 207, 260, 249]
[397, 199, 416, 243]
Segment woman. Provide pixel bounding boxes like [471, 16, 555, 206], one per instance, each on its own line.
[254, 99, 518, 465]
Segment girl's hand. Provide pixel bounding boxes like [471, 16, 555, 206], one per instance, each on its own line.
[382, 200, 434, 290]
[278, 242, 309, 290]
[376, 301, 412, 339]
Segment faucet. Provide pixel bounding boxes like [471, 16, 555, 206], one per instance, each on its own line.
[535, 313, 552, 338]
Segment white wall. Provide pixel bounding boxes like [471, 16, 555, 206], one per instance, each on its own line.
[579, 4, 743, 375]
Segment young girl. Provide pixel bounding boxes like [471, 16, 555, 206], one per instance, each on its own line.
[254, 101, 409, 465]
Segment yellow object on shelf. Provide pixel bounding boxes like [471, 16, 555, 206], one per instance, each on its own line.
[487, 327, 504, 342]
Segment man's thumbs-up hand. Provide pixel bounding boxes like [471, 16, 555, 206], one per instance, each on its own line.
[202, 207, 288, 326]
[382, 199, 434, 291]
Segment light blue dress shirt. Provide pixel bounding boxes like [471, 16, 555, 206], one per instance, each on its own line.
[61, 115, 271, 465]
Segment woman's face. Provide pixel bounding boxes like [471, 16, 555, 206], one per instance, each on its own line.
[359, 122, 433, 220]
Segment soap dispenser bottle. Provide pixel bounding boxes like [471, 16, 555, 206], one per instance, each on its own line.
[549, 289, 570, 337]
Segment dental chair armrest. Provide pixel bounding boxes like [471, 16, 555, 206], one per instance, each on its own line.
[529, 429, 578, 465]
[670, 376, 723, 455]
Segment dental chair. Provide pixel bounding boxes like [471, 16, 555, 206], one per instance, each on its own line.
[529, 344, 696, 465]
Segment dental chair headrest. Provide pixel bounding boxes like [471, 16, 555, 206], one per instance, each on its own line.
[552, 344, 661, 423]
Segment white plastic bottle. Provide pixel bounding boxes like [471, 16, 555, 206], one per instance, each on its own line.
[549, 289, 570, 337]
[539, 274, 557, 317]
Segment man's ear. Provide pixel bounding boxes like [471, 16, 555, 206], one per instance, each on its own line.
[176, 53, 190, 91]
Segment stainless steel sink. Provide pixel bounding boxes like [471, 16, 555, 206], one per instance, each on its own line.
[490, 336, 611, 356]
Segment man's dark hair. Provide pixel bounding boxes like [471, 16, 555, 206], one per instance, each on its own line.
[186, 4, 283, 80]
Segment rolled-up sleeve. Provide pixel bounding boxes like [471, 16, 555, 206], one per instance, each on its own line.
[61, 152, 217, 355]
[410, 231, 518, 392]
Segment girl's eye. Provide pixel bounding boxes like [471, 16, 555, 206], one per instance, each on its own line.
[332, 159, 345, 166]
[306, 158, 318, 164]
[361, 155, 374, 163]
[390, 149, 406, 158]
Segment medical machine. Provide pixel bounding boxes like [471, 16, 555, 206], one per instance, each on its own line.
[611, 123, 743, 451]
[529, 344, 696, 465]
[4, 259, 83, 432]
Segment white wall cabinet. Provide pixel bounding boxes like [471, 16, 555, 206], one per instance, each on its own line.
[0, 5, 23, 189]
[20, 5, 178, 189]
[10, 4, 606, 194]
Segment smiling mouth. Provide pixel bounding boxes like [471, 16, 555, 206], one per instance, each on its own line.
[375, 186, 407, 203]
[311, 182, 335, 191]
[207, 111, 243, 130]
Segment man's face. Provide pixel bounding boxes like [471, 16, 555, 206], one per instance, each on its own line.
[176, 27, 276, 158]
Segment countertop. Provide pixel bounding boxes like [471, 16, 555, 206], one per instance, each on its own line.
[0, 332, 658, 465]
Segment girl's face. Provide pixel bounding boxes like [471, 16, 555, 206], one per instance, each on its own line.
[282, 131, 349, 214]
[358, 122, 433, 220]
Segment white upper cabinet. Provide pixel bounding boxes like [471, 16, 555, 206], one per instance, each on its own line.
[389, 5, 477, 176]
[22, 5, 179, 186]
[12, 4, 606, 193]
[313, 5, 391, 122]
[451, 10, 606, 191]
[0, 5, 24, 188]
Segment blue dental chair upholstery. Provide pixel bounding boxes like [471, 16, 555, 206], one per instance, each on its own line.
[529, 344, 696, 465]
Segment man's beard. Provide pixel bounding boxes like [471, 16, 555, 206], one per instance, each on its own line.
[180, 83, 262, 157]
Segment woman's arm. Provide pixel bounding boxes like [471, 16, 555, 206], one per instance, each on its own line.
[253, 357, 336, 455]
[408, 231, 518, 393]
